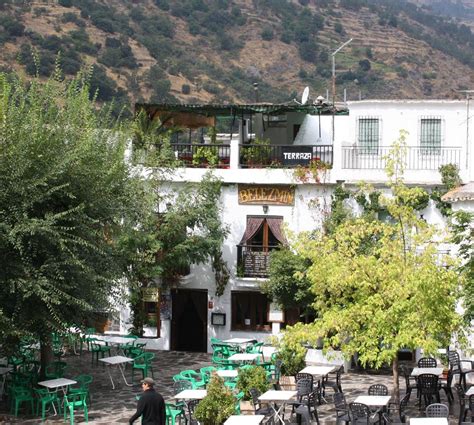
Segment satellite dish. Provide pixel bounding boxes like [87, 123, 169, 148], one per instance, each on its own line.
[301, 86, 310, 105]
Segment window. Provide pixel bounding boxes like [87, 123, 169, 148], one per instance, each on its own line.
[358, 117, 380, 153]
[420, 117, 442, 154]
[231, 291, 270, 331]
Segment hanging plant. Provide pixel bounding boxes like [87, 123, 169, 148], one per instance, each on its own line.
[213, 252, 230, 297]
[292, 159, 330, 184]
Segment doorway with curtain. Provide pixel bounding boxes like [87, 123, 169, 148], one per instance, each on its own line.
[171, 289, 208, 352]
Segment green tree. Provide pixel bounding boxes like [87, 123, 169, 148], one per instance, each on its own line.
[0, 68, 145, 366]
[284, 135, 466, 399]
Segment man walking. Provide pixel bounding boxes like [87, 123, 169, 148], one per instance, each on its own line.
[129, 377, 166, 425]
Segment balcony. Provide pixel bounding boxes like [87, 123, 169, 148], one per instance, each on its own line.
[236, 244, 280, 278]
[341, 146, 462, 170]
[173, 143, 231, 168]
[239, 144, 333, 168]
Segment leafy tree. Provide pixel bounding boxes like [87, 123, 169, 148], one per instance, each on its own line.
[0, 68, 145, 366]
[284, 135, 466, 399]
[262, 247, 313, 317]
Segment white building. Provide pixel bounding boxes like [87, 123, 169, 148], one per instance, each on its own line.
[117, 99, 473, 353]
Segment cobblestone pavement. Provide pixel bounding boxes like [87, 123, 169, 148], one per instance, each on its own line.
[0, 350, 465, 424]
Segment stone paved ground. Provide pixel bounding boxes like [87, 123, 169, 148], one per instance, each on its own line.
[0, 350, 466, 424]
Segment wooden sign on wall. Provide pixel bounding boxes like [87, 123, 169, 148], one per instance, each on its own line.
[238, 185, 295, 206]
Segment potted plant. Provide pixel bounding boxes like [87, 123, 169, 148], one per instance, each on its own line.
[236, 366, 269, 400]
[274, 346, 307, 390]
[194, 375, 235, 425]
[242, 138, 271, 168]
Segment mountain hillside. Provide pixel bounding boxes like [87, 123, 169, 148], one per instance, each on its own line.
[0, 0, 473, 109]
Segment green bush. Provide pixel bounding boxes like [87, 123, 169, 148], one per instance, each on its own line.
[236, 366, 269, 400]
[194, 375, 235, 425]
[276, 346, 306, 376]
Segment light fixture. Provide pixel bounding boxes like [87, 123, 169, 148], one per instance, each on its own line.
[262, 205, 269, 214]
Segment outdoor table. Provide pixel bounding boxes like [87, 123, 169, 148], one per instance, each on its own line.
[99, 355, 133, 389]
[410, 367, 444, 377]
[223, 338, 256, 352]
[0, 366, 12, 397]
[228, 353, 260, 364]
[224, 415, 265, 425]
[410, 418, 448, 424]
[38, 377, 77, 395]
[354, 395, 391, 423]
[258, 390, 297, 425]
[466, 386, 474, 396]
[174, 389, 207, 400]
[299, 365, 336, 377]
[100, 336, 135, 354]
[217, 369, 238, 379]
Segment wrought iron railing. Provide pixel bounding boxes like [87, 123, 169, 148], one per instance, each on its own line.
[341, 146, 462, 170]
[171, 143, 231, 168]
[236, 244, 280, 278]
[239, 144, 333, 168]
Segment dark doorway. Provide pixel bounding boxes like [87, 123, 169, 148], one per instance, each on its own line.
[171, 289, 208, 352]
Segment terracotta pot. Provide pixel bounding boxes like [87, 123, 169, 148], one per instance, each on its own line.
[279, 375, 296, 391]
[239, 400, 254, 415]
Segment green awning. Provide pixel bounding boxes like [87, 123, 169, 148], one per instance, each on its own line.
[135, 102, 349, 117]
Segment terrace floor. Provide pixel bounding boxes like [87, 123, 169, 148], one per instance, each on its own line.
[0, 349, 466, 424]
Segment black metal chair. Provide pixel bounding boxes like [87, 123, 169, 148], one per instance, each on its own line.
[348, 402, 379, 424]
[439, 367, 454, 404]
[449, 350, 473, 390]
[294, 390, 320, 425]
[289, 378, 313, 416]
[417, 357, 437, 368]
[455, 383, 469, 424]
[249, 388, 274, 417]
[368, 384, 388, 396]
[333, 392, 350, 425]
[400, 364, 416, 402]
[187, 399, 200, 425]
[417, 373, 440, 408]
[323, 365, 343, 396]
[385, 392, 409, 423]
[426, 403, 449, 418]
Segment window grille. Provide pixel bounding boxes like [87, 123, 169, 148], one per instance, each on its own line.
[357, 117, 380, 154]
[420, 117, 442, 154]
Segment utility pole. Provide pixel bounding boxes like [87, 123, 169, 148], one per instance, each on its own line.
[331, 38, 353, 142]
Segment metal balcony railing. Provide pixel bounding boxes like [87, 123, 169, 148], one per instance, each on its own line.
[239, 144, 333, 168]
[341, 146, 462, 170]
[236, 244, 280, 278]
[172, 143, 231, 168]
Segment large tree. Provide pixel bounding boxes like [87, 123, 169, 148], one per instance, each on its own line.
[0, 69, 145, 365]
[282, 136, 466, 398]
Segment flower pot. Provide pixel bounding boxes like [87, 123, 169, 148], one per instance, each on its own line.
[239, 400, 254, 415]
[279, 375, 296, 391]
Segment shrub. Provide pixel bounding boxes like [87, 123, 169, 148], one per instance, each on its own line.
[181, 84, 191, 94]
[334, 22, 344, 34]
[276, 346, 307, 376]
[236, 366, 269, 400]
[194, 375, 235, 425]
[261, 28, 274, 41]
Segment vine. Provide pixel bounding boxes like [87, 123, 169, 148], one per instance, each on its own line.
[430, 163, 462, 218]
[212, 252, 230, 297]
[293, 158, 330, 184]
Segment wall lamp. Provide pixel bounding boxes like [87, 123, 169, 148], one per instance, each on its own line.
[262, 205, 269, 214]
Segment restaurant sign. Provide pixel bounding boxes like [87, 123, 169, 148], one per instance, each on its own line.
[142, 287, 160, 302]
[238, 184, 294, 205]
[281, 145, 313, 166]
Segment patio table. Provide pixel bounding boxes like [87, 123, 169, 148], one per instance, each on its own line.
[38, 377, 77, 395]
[228, 353, 260, 364]
[466, 386, 474, 396]
[354, 395, 391, 423]
[410, 419, 448, 424]
[299, 365, 336, 377]
[217, 369, 238, 379]
[258, 390, 297, 425]
[223, 338, 256, 345]
[99, 355, 133, 389]
[174, 389, 207, 400]
[410, 367, 443, 377]
[224, 415, 265, 425]
[100, 336, 135, 354]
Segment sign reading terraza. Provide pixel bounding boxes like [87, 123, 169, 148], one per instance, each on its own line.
[238, 185, 295, 205]
[281, 145, 313, 166]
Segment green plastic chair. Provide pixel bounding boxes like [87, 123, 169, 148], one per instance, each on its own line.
[172, 374, 184, 383]
[132, 352, 155, 381]
[64, 391, 88, 425]
[246, 342, 264, 362]
[200, 366, 217, 385]
[10, 385, 35, 416]
[234, 391, 245, 414]
[90, 341, 111, 365]
[69, 374, 93, 407]
[166, 402, 185, 425]
[35, 387, 61, 421]
[119, 335, 137, 354]
[45, 361, 68, 379]
[179, 369, 206, 389]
